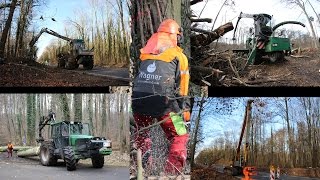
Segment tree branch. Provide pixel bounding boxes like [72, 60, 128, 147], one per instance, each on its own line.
[0, 1, 21, 9]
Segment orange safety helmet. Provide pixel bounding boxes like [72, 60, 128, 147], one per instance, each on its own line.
[157, 19, 182, 35]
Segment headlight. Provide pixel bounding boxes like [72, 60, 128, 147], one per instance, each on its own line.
[103, 140, 112, 148]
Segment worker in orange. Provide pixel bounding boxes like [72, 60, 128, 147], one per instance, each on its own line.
[7, 141, 13, 158]
[132, 19, 190, 175]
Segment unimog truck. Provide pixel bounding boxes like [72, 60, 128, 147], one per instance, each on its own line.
[37, 112, 112, 171]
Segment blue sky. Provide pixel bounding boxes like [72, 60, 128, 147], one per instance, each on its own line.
[193, 97, 289, 153]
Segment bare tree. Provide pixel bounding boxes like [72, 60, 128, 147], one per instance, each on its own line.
[0, 0, 18, 58]
[281, 0, 318, 48]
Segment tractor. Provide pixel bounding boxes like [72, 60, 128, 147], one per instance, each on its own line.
[37, 112, 112, 171]
[232, 12, 305, 64]
[29, 28, 94, 70]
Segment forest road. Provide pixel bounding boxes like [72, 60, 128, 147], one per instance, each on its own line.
[213, 165, 320, 180]
[0, 156, 129, 180]
[73, 66, 130, 82]
[235, 172, 320, 180]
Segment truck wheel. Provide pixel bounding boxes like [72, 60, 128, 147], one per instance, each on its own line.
[66, 58, 78, 70]
[91, 155, 104, 168]
[269, 51, 284, 63]
[57, 58, 66, 68]
[63, 146, 77, 171]
[40, 141, 57, 166]
[253, 51, 263, 65]
[83, 60, 94, 70]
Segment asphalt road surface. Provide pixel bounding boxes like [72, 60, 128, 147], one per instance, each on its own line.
[75, 66, 130, 82]
[0, 159, 129, 180]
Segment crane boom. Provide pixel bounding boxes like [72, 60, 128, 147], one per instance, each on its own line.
[235, 99, 254, 163]
[37, 111, 56, 142]
[29, 28, 72, 49]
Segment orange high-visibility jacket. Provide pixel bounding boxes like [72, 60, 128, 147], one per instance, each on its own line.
[132, 46, 190, 116]
[139, 46, 189, 96]
[7, 143, 13, 150]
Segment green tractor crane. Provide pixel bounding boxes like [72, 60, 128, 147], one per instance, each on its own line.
[232, 12, 305, 64]
[37, 112, 112, 171]
[29, 28, 94, 70]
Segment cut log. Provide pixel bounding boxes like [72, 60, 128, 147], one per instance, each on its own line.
[0, 146, 34, 152]
[17, 146, 40, 157]
[191, 66, 224, 74]
[191, 22, 234, 47]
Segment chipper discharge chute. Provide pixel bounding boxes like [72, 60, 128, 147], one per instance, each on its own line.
[232, 12, 305, 64]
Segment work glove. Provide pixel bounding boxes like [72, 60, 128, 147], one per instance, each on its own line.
[183, 111, 190, 122]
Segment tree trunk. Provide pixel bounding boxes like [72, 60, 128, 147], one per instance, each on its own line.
[0, 0, 18, 58]
[130, 0, 187, 75]
[284, 97, 294, 167]
[190, 96, 205, 167]
[101, 94, 107, 136]
[26, 94, 36, 145]
[296, 0, 318, 48]
[59, 94, 70, 121]
[73, 94, 82, 121]
[87, 94, 94, 135]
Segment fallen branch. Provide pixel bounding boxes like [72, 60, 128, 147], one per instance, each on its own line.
[137, 149, 143, 180]
[245, 79, 295, 85]
[191, 18, 212, 23]
[191, 66, 224, 74]
[191, 27, 213, 34]
[191, 0, 203, 5]
[227, 55, 240, 79]
[191, 22, 234, 47]
[232, 77, 253, 87]
[290, 55, 310, 58]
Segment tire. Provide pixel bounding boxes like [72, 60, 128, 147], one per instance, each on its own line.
[57, 58, 66, 68]
[83, 60, 94, 70]
[91, 155, 104, 168]
[65, 58, 78, 70]
[40, 141, 57, 166]
[63, 146, 77, 171]
[269, 51, 284, 63]
[253, 51, 263, 65]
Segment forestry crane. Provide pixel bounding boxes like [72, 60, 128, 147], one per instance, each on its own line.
[223, 99, 255, 176]
[29, 28, 94, 70]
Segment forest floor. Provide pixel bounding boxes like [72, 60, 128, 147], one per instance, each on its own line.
[0, 151, 129, 179]
[193, 49, 320, 87]
[0, 58, 129, 87]
[239, 53, 320, 87]
[191, 164, 320, 180]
